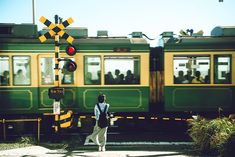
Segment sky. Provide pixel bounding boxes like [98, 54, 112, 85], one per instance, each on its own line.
[0, 0, 235, 45]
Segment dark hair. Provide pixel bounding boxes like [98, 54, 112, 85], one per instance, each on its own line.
[98, 94, 106, 103]
[195, 71, 201, 81]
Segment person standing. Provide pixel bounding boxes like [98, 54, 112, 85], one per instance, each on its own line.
[84, 94, 110, 152]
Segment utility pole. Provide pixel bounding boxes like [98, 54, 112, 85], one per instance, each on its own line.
[32, 0, 35, 24]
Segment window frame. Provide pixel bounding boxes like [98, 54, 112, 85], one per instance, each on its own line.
[173, 55, 211, 84]
[40, 56, 55, 86]
[83, 55, 101, 85]
[0, 56, 10, 86]
[39, 55, 76, 86]
[103, 55, 141, 85]
[214, 54, 232, 84]
[81, 53, 149, 87]
[12, 55, 31, 86]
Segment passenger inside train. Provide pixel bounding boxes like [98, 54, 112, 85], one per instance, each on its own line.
[0, 70, 9, 86]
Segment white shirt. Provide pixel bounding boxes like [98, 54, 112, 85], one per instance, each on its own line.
[94, 102, 109, 120]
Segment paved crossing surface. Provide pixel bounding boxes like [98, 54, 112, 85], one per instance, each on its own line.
[0, 143, 197, 157]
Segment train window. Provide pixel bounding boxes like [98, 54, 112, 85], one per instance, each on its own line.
[0, 56, 10, 86]
[104, 56, 140, 85]
[40, 57, 54, 85]
[60, 58, 75, 84]
[84, 56, 101, 85]
[13, 56, 31, 86]
[173, 56, 210, 84]
[214, 55, 231, 84]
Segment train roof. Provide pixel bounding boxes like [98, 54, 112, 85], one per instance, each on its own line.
[163, 26, 235, 51]
[0, 24, 149, 51]
[163, 36, 235, 51]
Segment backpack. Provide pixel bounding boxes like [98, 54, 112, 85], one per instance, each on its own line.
[97, 103, 109, 128]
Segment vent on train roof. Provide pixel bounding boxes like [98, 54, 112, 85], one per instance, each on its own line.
[0, 23, 38, 37]
[211, 26, 235, 36]
[97, 30, 108, 37]
[130, 32, 143, 38]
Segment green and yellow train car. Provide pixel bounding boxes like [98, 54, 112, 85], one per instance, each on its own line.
[0, 24, 149, 118]
[159, 29, 235, 115]
[0, 24, 235, 132]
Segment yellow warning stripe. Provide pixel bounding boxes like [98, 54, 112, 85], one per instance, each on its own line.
[58, 30, 74, 44]
[66, 35, 74, 44]
[39, 35, 47, 43]
[114, 116, 123, 119]
[39, 16, 47, 24]
[186, 118, 194, 122]
[175, 118, 182, 121]
[55, 46, 59, 53]
[58, 17, 74, 29]
[67, 17, 74, 25]
[162, 118, 170, 120]
[65, 114, 192, 121]
[49, 29, 56, 36]
[39, 16, 56, 30]
[60, 112, 72, 120]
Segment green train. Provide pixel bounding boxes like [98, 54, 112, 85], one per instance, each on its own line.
[0, 23, 235, 131]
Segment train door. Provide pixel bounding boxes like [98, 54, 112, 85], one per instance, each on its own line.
[38, 54, 78, 113]
[149, 47, 164, 111]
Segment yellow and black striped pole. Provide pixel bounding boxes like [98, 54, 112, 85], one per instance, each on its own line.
[54, 15, 60, 133]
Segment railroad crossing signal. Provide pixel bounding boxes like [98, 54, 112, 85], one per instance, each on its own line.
[64, 45, 77, 72]
[66, 44, 77, 56]
[39, 16, 74, 44]
[38, 15, 76, 133]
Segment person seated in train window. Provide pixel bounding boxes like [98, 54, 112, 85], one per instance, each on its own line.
[43, 73, 54, 84]
[133, 74, 140, 84]
[97, 70, 101, 83]
[224, 72, 231, 84]
[114, 73, 125, 84]
[114, 69, 121, 84]
[192, 71, 205, 84]
[105, 71, 114, 84]
[175, 70, 187, 84]
[93, 70, 101, 85]
[125, 70, 135, 84]
[0, 70, 9, 86]
[41, 71, 53, 85]
[85, 72, 93, 85]
[14, 69, 27, 85]
[184, 70, 193, 83]
[61, 64, 74, 84]
[204, 70, 210, 84]
[174, 75, 177, 84]
[118, 74, 125, 84]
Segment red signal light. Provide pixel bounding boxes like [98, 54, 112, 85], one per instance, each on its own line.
[66, 45, 77, 56]
[65, 60, 77, 72]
